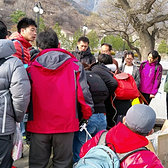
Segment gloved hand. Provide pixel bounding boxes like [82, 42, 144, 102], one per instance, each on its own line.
[79, 118, 89, 131]
[79, 118, 89, 126]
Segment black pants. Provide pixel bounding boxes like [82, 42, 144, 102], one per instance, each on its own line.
[105, 97, 117, 129]
[141, 92, 152, 105]
[113, 99, 132, 116]
[114, 99, 132, 124]
[0, 134, 13, 168]
[29, 132, 74, 168]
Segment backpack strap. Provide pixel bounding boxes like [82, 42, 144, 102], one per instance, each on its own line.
[0, 58, 8, 66]
[97, 131, 108, 146]
[12, 39, 25, 63]
[142, 61, 158, 75]
[154, 64, 159, 74]
[142, 62, 147, 69]
[0, 57, 11, 66]
[118, 147, 149, 162]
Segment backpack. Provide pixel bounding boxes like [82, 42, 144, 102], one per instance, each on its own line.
[74, 145, 120, 168]
[74, 131, 148, 168]
[113, 72, 139, 100]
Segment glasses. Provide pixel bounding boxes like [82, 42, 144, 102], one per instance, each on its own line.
[126, 58, 133, 61]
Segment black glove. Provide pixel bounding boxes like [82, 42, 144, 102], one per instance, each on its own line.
[79, 118, 89, 126]
[79, 118, 89, 131]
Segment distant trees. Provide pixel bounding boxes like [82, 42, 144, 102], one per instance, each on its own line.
[87, 0, 168, 61]
[101, 35, 130, 51]
[39, 17, 45, 33]
[53, 23, 100, 52]
[87, 29, 99, 51]
[158, 40, 168, 54]
[9, 10, 45, 33]
[10, 10, 26, 24]
[53, 23, 72, 51]
[71, 29, 83, 50]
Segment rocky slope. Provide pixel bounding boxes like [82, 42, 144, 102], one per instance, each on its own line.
[0, 0, 89, 32]
[73, 0, 101, 12]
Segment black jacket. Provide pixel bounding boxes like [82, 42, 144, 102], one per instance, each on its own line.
[90, 62, 118, 128]
[91, 62, 118, 95]
[72, 46, 96, 64]
[86, 71, 109, 114]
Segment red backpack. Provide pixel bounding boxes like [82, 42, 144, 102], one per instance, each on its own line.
[113, 72, 139, 100]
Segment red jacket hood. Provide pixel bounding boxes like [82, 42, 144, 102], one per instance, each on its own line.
[106, 122, 149, 153]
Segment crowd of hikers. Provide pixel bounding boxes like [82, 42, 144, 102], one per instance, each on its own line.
[0, 17, 165, 168]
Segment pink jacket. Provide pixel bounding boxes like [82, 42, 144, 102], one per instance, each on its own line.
[139, 60, 162, 95]
[26, 48, 93, 134]
[80, 123, 164, 168]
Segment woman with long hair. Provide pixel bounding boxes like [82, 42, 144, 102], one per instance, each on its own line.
[139, 50, 162, 104]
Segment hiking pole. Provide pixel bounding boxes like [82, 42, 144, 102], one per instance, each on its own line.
[80, 123, 92, 141]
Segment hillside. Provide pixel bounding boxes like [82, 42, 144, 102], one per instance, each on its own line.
[67, 0, 90, 15]
[73, 0, 101, 12]
[0, 0, 89, 33]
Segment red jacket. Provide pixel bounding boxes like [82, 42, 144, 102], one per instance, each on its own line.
[26, 48, 93, 134]
[80, 123, 164, 168]
[9, 32, 31, 64]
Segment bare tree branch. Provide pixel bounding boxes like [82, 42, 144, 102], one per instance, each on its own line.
[146, 14, 168, 28]
[117, 0, 156, 15]
[128, 0, 156, 15]
[89, 0, 168, 60]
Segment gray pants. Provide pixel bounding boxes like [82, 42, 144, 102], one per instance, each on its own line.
[0, 134, 13, 168]
[29, 132, 74, 168]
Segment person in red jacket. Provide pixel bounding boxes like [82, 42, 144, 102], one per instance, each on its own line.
[9, 17, 37, 141]
[26, 28, 94, 168]
[9, 17, 37, 64]
[79, 104, 164, 168]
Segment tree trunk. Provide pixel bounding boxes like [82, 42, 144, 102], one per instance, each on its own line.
[138, 30, 155, 61]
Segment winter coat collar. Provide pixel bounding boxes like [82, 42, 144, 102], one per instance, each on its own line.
[74, 46, 92, 58]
